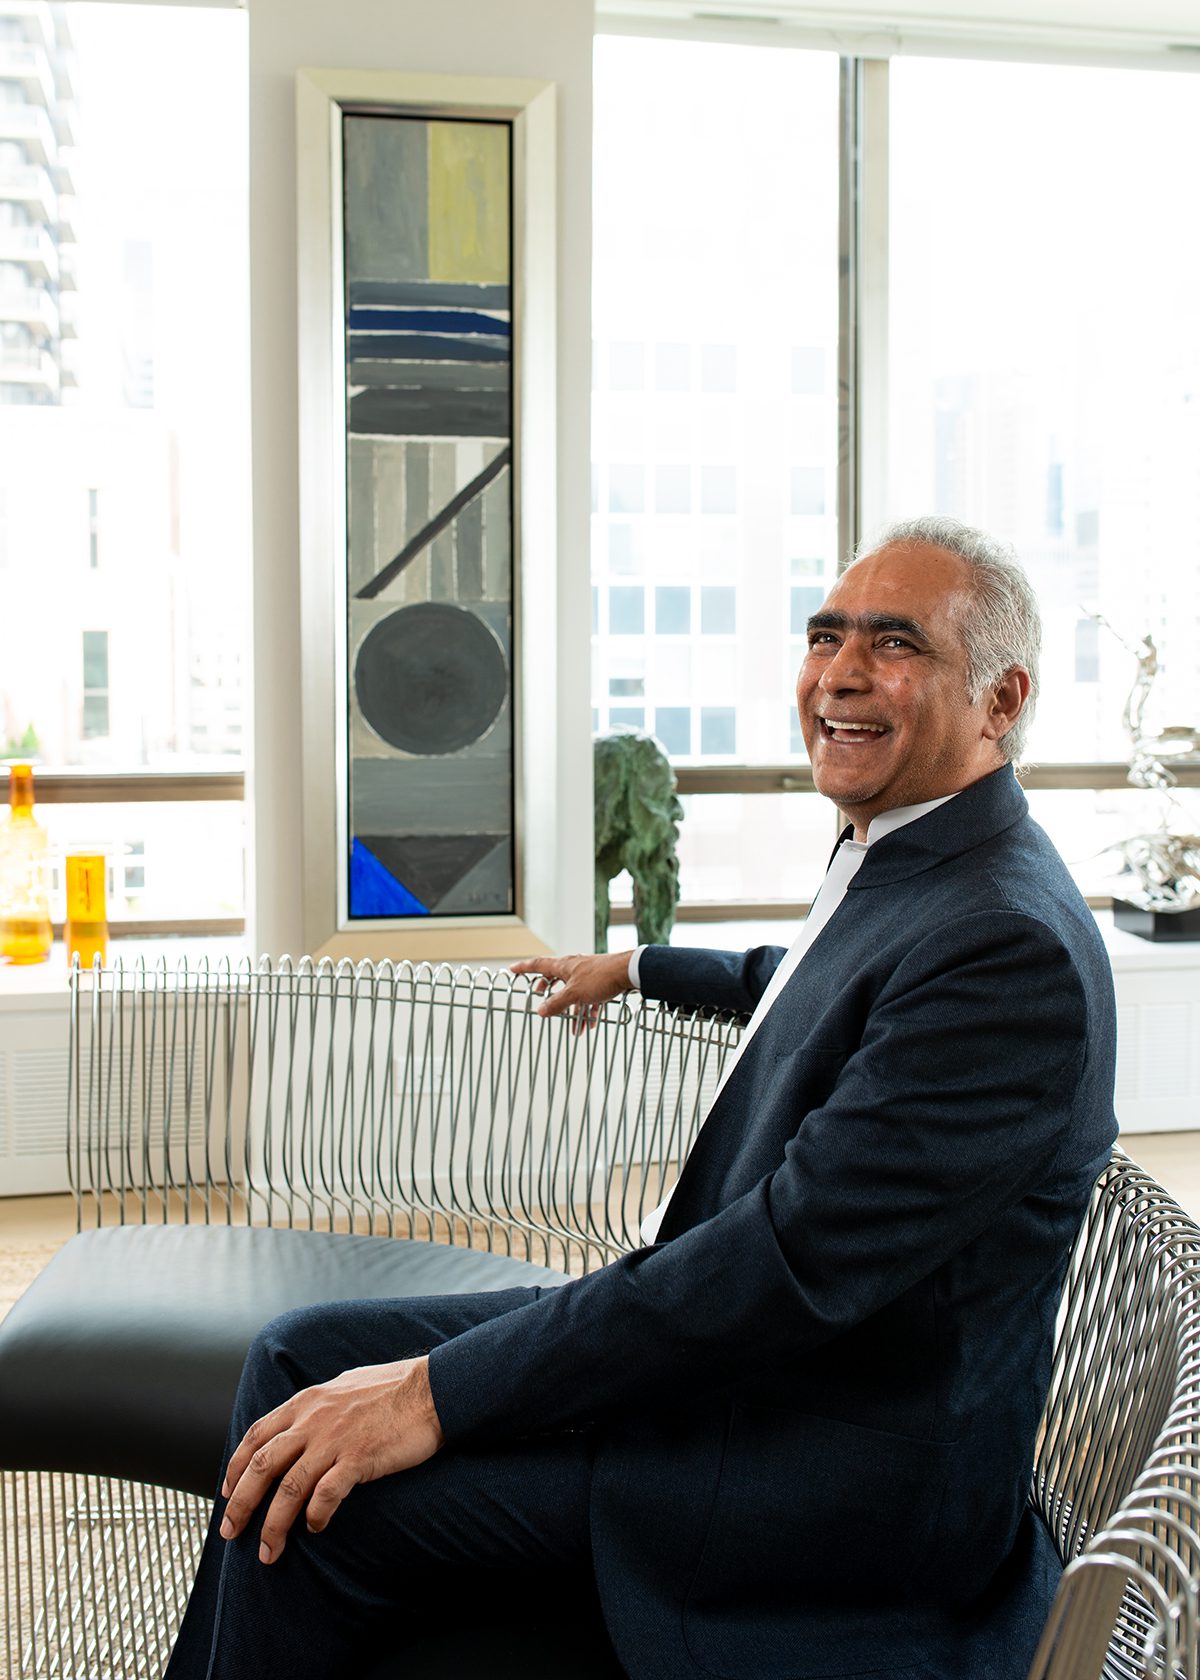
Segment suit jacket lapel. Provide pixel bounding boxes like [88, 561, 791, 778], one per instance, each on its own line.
[848, 766, 1026, 891]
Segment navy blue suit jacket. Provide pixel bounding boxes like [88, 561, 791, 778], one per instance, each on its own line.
[430, 767, 1118, 1680]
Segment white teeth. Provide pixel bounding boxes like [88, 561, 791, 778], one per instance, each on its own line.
[823, 719, 887, 733]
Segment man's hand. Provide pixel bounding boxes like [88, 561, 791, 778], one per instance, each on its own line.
[218, 1356, 443, 1565]
[511, 951, 634, 1027]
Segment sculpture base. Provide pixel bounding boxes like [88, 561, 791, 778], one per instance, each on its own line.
[1112, 899, 1200, 941]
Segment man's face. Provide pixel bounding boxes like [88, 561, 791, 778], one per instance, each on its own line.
[796, 541, 1008, 834]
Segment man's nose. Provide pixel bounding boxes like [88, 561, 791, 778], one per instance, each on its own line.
[818, 638, 870, 691]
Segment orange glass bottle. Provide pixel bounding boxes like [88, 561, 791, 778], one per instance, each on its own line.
[0, 763, 53, 964]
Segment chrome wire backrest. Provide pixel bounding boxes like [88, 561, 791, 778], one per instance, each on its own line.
[1029, 1151, 1200, 1680]
[67, 957, 743, 1273]
[65, 963, 1200, 1675]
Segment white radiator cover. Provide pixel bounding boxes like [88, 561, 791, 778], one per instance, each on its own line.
[0, 998, 75, 1194]
[1, 917, 1198, 1196]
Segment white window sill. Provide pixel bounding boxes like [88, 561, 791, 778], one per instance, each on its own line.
[0, 935, 252, 1010]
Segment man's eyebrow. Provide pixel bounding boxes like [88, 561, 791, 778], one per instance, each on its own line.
[806, 610, 930, 641]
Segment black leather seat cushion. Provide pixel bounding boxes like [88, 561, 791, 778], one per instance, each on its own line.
[0, 1224, 565, 1496]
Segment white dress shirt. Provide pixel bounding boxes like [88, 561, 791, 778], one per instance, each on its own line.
[636, 792, 958, 1244]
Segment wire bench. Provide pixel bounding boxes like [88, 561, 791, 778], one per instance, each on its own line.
[1, 957, 1198, 1680]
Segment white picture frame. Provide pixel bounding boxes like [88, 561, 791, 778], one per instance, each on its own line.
[295, 68, 558, 963]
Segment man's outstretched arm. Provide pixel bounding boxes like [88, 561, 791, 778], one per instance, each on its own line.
[513, 943, 787, 1021]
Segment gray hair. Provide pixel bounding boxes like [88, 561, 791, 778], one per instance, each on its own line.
[850, 515, 1041, 764]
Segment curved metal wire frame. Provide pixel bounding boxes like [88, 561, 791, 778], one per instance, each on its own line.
[1028, 1151, 1200, 1680]
[3, 960, 1199, 1678]
[65, 955, 743, 1274]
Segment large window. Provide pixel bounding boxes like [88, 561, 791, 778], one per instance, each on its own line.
[593, 33, 1200, 923]
[0, 3, 250, 933]
[889, 56, 1200, 770]
[592, 34, 841, 914]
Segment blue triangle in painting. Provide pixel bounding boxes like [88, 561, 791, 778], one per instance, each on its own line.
[350, 838, 429, 917]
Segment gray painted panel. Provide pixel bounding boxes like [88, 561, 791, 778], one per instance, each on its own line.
[348, 439, 377, 596]
[350, 280, 510, 309]
[457, 495, 483, 600]
[481, 474, 511, 601]
[404, 443, 430, 555]
[348, 385, 510, 439]
[429, 445, 456, 600]
[353, 756, 512, 837]
[343, 115, 428, 284]
[347, 334, 509, 364]
[434, 838, 513, 915]
[349, 360, 510, 392]
[365, 439, 405, 589]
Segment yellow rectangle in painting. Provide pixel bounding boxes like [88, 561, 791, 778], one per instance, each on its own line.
[428, 120, 509, 285]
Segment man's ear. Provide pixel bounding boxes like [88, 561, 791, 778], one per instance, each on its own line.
[984, 667, 1031, 745]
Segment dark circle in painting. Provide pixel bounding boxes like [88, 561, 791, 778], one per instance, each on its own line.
[355, 602, 507, 756]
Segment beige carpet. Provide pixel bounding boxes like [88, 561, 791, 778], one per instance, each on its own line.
[0, 1242, 62, 1324]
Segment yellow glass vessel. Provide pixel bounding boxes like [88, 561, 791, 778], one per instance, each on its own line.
[65, 852, 108, 969]
[0, 763, 53, 964]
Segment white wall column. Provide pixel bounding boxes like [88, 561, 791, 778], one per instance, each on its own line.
[247, 0, 595, 960]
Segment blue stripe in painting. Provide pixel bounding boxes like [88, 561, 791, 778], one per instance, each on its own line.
[349, 838, 429, 918]
[348, 309, 511, 337]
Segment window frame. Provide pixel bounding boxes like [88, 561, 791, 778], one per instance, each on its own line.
[23, 769, 244, 936]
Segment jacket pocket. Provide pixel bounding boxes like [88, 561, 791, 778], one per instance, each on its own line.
[683, 1403, 957, 1680]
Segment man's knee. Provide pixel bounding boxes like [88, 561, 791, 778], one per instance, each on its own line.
[234, 1304, 332, 1426]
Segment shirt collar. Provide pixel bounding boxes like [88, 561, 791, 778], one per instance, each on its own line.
[863, 791, 959, 845]
[847, 767, 1027, 889]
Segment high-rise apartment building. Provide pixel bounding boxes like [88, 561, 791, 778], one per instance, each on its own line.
[0, 1, 77, 405]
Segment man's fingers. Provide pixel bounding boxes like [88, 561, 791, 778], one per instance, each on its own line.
[258, 1459, 322, 1564]
[510, 954, 631, 1020]
[220, 1429, 301, 1541]
[510, 958, 569, 984]
[304, 1462, 360, 1535]
[222, 1419, 259, 1498]
[223, 1405, 290, 1499]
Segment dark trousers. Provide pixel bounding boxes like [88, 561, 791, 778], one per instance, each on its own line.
[164, 1289, 599, 1680]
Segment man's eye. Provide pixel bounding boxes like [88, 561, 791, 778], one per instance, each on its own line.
[880, 636, 915, 650]
[808, 632, 838, 647]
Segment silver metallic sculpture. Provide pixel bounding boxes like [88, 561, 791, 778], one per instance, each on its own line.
[1092, 616, 1200, 913]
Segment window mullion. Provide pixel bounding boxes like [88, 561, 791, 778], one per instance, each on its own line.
[837, 55, 890, 573]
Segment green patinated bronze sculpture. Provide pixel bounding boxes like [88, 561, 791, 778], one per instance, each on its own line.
[593, 730, 683, 952]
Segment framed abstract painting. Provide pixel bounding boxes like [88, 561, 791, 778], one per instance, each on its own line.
[295, 70, 560, 961]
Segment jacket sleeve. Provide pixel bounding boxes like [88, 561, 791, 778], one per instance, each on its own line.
[636, 943, 786, 1015]
[427, 910, 1097, 1444]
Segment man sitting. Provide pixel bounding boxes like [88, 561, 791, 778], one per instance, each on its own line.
[166, 516, 1116, 1680]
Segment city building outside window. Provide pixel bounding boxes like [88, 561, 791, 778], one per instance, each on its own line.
[80, 628, 108, 738]
[888, 54, 1200, 893]
[592, 33, 841, 912]
[0, 3, 250, 935]
[592, 32, 1200, 924]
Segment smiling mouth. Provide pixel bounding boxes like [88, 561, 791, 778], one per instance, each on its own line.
[819, 718, 890, 744]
